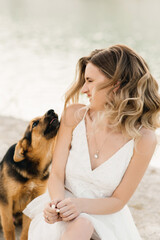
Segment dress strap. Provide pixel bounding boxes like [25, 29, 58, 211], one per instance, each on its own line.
[82, 105, 90, 120]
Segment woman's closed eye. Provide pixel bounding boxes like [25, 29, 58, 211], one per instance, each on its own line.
[85, 78, 93, 83]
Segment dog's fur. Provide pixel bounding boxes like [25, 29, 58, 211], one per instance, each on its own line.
[0, 109, 60, 240]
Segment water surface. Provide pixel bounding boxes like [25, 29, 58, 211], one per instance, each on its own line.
[0, 0, 160, 167]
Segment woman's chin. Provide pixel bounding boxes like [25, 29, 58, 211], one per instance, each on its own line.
[89, 101, 96, 110]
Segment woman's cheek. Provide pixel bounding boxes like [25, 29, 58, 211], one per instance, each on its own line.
[93, 92, 107, 108]
[89, 95, 100, 108]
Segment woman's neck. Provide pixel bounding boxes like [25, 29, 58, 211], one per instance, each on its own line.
[87, 107, 110, 132]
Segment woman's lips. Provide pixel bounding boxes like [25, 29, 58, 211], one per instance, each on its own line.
[87, 94, 92, 101]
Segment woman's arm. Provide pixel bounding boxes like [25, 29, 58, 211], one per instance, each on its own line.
[47, 116, 71, 202]
[43, 106, 74, 224]
[57, 128, 157, 219]
[48, 104, 85, 202]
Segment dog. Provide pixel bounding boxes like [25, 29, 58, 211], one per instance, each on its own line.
[0, 109, 60, 240]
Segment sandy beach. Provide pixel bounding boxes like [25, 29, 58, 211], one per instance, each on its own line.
[0, 115, 160, 240]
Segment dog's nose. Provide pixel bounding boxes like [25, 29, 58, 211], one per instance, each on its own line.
[47, 109, 55, 116]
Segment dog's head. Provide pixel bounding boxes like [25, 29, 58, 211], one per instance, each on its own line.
[13, 109, 60, 163]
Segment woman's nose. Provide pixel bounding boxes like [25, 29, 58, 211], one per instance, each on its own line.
[81, 82, 88, 94]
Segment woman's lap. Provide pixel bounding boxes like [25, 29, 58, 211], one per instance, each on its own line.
[28, 213, 100, 240]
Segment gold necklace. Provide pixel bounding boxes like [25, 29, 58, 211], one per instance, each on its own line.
[93, 131, 109, 159]
[87, 109, 109, 159]
[86, 128, 109, 159]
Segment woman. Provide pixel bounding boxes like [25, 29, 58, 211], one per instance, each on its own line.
[24, 45, 160, 240]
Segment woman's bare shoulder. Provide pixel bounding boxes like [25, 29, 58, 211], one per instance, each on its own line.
[140, 127, 157, 142]
[61, 104, 87, 128]
[137, 127, 157, 153]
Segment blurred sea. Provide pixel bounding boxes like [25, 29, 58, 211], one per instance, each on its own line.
[0, 0, 160, 168]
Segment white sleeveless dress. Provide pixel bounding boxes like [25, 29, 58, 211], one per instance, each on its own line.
[23, 106, 142, 240]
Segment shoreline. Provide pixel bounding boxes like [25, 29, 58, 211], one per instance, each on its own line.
[0, 115, 160, 239]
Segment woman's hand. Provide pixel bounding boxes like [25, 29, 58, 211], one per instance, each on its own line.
[57, 198, 82, 222]
[43, 199, 62, 224]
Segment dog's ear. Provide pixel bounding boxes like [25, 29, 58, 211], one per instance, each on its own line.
[13, 141, 24, 162]
[13, 139, 29, 162]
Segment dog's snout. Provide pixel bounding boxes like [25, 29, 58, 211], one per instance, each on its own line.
[47, 109, 55, 116]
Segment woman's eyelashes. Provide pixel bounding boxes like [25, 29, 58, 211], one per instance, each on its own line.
[85, 78, 94, 83]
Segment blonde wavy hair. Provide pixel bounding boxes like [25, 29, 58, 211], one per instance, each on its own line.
[64, 44, 160, 138]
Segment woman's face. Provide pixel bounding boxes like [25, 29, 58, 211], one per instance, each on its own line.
[81, 62, 111, 110]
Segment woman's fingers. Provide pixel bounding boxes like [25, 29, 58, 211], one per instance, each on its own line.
[43, 201, 59, 221]
[56, 198, 80, 220]
[57, 198, 69, 209]
[44, 207, 57, 216]
[43, 199, 80, 223]
[59, 205, 69, 214]
[44, 215, 62, 224]
[62, 213, 77, 222]
[43, 212, 62, 224]
[60, 209, 73, 218]
[43, 209, 57, 219]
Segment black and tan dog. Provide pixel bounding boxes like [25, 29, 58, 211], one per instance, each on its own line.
[0, 109, 60, 240]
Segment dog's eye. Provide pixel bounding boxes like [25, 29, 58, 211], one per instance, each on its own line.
[32, 120, 39, 128]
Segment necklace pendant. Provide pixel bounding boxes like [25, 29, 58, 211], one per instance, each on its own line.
[94, 153, 99, 159]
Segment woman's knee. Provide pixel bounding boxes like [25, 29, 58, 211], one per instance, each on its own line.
[72, 217, 94, 231]
[61, 217, 94, 240]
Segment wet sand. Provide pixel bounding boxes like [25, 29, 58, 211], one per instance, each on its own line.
[0, 115, 160, 240]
